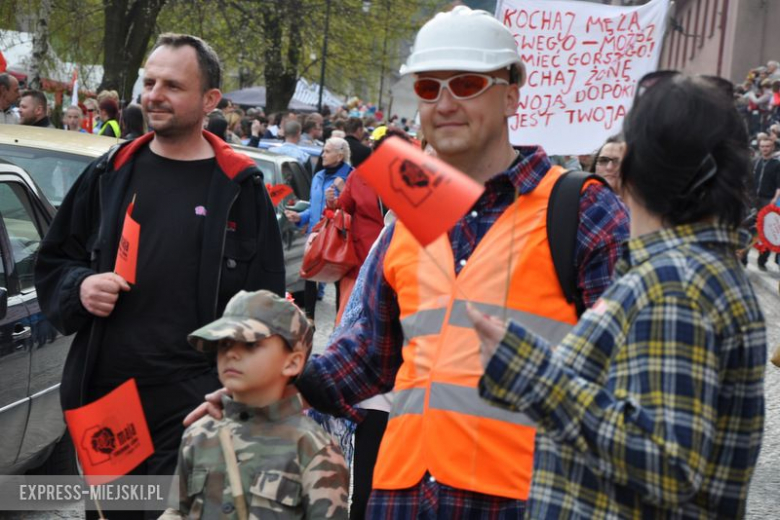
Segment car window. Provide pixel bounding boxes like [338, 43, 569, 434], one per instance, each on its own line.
[0, 144, 92, 207]
[251, 158, 277, 185]
[283, 162, 312, 200]
[0, 182, 43, 292]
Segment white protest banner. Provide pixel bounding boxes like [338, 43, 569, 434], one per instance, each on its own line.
[497, 0, 669, 155]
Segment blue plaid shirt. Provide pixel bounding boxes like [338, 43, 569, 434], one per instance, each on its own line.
[480, 223, 766, 519]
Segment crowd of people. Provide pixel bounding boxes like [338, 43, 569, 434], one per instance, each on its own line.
[0, 5, 771, 520]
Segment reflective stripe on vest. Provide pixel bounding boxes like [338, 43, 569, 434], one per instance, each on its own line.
[400, 299, 572, 349]
[375, 165, 578, 500]
[390, 383, 536, 427]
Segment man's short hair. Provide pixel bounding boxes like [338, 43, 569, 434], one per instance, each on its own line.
[65, 105, 83, 117]
[0, 73, 16, 91]
[284, 119, 302, 138]
[345, 117, 363, 135]
[759, 136, 775, 147]
[151, 33, 222, 92]
[21, 89, 47, 109]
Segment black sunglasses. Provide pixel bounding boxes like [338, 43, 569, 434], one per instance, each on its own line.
[635, 70, 735, 101]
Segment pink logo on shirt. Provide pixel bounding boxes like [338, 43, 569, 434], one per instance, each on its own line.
[195, 206, 207, 216]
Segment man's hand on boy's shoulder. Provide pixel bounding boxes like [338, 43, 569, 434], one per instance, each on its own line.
[182, 386, 310, 427]
[301, 443, 350, 519]
[183, 387, 228, 426]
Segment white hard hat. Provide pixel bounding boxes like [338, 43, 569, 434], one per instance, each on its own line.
[400, 6, 526, 86]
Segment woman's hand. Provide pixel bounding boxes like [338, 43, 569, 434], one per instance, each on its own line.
[284, 209, 301, 223]
[325, 186, 337, 203]
[183, 387, 229, 426]
[466, 304, 508, 369]
[332, 177, 346, 191]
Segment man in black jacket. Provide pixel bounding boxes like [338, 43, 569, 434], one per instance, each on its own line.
[753, 136, 780, 268]
[34, 33, 284, 519]
[345, 116, 372, 167]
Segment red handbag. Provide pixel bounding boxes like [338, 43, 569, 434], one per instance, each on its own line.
[300, 209, 359, 282]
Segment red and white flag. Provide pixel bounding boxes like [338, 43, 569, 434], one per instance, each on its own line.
[70, 68, 79, 106]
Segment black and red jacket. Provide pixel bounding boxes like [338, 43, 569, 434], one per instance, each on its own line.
[34, 131, 285, 410]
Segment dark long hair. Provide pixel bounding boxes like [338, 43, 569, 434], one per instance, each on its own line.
[120, 105, 145, 139]
[620, 75, 750, 228]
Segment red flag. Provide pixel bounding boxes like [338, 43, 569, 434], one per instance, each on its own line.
[356, 137, 484, 246]
[64, 379, 154, 485]
[266, 183, 294, 206]
[114, 199, 140, 284]
[0, 50, 6, 73]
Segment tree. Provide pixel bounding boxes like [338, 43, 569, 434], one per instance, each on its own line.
[98, 0, 168, 102]
[29, 0, 53, 90]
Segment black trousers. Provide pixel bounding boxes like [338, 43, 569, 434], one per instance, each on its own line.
[304, 281, 341, 319]
[84, 371, 221, 519]
[350, 409, 389, 520]
[304, 280, 318, 319]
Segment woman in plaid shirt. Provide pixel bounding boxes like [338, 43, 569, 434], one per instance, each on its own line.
[471, 74, 766, 519]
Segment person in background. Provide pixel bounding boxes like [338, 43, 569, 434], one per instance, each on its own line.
[18, 89, 54, 127]
[93, 90, 119, 134]
[300, 113, 324, 146]
[344, 117, 371, 168]
[63, 105, 87, 132]
[472, 73, 765, 520]
[97, 99, 120, 138]
[751, 136, 780, 269]
[205, 111, 229, 142]
[120, 104, 146, 140]
[325, 126, 409, 321]
[590, 135, 626, 192]
[247, 115, 269, 148]
[0, 72, 20, 124]
[284, 136, 352, 320]
[82, 97, 99, 133]
[267, 119, 312, 172]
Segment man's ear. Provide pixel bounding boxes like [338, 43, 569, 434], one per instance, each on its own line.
[504, 83, 519, 118]
[203, 88, 222, 115]
[282, 351, 305, 379]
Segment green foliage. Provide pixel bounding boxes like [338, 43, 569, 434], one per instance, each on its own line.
[1, 0, 442, 107]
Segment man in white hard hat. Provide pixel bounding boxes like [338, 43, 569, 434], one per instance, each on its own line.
[188, 6, 630, 518]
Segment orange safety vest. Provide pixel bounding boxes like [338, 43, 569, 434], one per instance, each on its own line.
[375, 165, 579, 500]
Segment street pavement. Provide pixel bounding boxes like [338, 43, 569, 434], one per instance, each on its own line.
[6, 266, 780, 519]
[743, 250, 780, 519]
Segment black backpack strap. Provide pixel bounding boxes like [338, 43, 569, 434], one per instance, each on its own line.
[547, 170, 608, 317]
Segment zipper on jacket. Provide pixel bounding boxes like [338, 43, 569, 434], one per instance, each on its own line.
[213, 189, 241, 319]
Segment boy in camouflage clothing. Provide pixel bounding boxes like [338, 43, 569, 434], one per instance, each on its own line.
[160, 290, 349, 519]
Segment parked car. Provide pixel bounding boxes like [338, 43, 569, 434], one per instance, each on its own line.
[0, 127, 309, 296]
[0, 125, 121, 207]
[0, 159, 77, 474]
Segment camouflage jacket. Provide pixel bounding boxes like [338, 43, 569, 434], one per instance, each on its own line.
[160, 393, 348, 519]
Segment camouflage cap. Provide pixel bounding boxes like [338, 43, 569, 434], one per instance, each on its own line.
[188, 290, 313, 355]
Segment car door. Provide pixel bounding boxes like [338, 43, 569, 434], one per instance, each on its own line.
[0, 175, 71, 466]
[0, 176, 35, 471]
